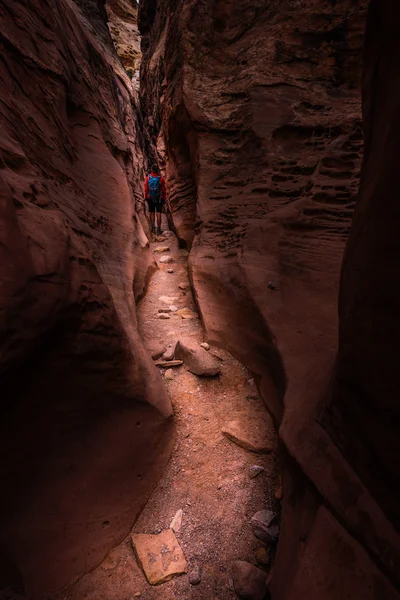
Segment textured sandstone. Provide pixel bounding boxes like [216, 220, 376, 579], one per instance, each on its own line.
[139, 0, 400, 598]
[0, 0, 173, 597]
[106, 0, 141, 77]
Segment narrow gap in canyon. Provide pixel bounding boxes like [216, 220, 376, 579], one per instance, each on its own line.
[53, 206, 280, 598]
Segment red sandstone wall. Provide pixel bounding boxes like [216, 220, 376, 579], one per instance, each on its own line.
[0, 0, 173, 597]
[139, 0, 400, 597]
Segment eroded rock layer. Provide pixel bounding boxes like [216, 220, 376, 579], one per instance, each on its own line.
[0, 0, 173, 597]
[139, 0, 400, 597]
[106, 0, 141, 77]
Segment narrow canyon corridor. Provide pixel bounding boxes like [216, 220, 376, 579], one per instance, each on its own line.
[1, 1, 400, 599]
[52, 218, 278, 600]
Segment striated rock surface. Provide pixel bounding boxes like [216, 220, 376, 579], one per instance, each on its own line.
[139, 0, 400, 598]
[0, 0, 173, 598]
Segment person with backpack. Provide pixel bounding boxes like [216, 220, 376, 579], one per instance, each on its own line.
[144, 163, 167, 235]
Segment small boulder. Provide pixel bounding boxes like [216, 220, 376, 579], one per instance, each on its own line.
[231, 561, 268, 600]
[189, 564, 202, 585]
[159, 255, 173, 264]
[158, 313, 170, 320]
[154, 246, 170, 253]
[175, 338, 221, 377]
[267, 281, 277, 291]
[158, 308, 172, 313]
[167, 268, 174, 274]
[248, 465, 264, 479]
[169, 305, 178, 312]
[251, 510, 280, 544]
[200, 342, 210, 351]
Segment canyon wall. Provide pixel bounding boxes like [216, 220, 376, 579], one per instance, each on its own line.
[139, 0, 400, 597]
[106, 0, 141, 78]
[0, 0, 173, 597]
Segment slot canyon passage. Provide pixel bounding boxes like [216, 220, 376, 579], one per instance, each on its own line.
[1, 0, 400, 598]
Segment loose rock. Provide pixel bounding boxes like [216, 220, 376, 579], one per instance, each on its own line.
[175, 338, 221, 376]
[167, 268, 174, 274]
[155, 360, 183, 368]
[169, 305, 178, 312]
[158, 313, 170, 320]
[222, 421, 273, 454]
[132, 530, 188, 585]
[200, 342, 210, 351]
[251, 509, 280, 543]
[154, 246, 170, 253]
[177, 308, 198, 320]
[165, 369, 174, 381]
[158, 308, 172, 313]
[179, 282, 189, 290]
[248, 465, 265, 479]
[170, 509, 183, 533]
[162, 343, 176, 361]
[231, 561, 268, 600]
[189, 564, 202, 585]
[159, 255, 173, 264]
[255, 547, 270, 567]
[267, 281, 277, 291]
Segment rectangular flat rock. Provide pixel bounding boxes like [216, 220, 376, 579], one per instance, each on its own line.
[132, 530, 188, 585]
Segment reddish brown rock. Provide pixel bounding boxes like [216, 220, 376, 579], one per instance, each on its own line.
[139, 0, 400, 598]
[0, 0, 173, 598]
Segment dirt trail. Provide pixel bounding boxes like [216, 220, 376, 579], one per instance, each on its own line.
[56, 219, 277, 600]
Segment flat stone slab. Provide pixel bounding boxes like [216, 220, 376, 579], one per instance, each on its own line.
[154, 246, 170, 253]
[155, 360, 183, 368]
[132, 530, 188, 585]
[222, 420, 273, 454]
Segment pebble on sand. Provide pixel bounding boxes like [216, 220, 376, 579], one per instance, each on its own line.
[159, 255, 173, 264]
[170, 509, 183, 533]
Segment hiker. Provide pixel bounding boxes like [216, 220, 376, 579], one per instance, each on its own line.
[144, 163, 166, 235]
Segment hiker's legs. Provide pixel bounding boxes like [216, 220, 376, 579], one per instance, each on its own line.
[147, 200, 156, 231]
[156, 208, 162, 232]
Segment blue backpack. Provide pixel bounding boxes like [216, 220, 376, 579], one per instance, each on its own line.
[148, 174, 162, 201]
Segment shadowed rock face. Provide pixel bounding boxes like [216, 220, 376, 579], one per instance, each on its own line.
[0, 0, 173, 597]
[139, 0, 400, 598]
